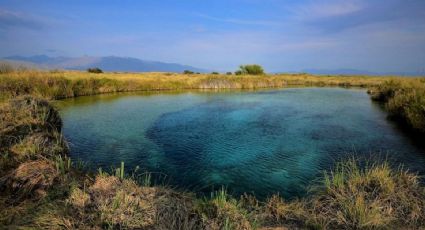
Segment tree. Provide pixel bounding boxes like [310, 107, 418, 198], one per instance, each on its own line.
[183, 70, 194, 74]
[238, 64, 265, 75]
[234, 70, 242, 75]
[226, 72, 232, 75]
[87, 67, 103, 73]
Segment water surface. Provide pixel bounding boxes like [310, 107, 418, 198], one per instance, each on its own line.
[59, 88, 425, 198]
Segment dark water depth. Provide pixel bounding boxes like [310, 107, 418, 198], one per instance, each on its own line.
[59, 88, 425, 198]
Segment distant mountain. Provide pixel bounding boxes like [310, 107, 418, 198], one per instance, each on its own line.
[301, 68, 424, 77]
[2, 55, 207, 73]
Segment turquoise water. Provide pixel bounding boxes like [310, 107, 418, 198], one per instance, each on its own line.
[59, 88, 425, 198]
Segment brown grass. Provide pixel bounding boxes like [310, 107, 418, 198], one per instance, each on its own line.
[263, 159, 425, 229]
[0, 70, 395, 100]
[66, 175, 203, 229]
[1, 160, 59, 200]
[369, 78, 425, 132]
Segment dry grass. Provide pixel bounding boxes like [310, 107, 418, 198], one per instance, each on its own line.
[66, 175, 203, 229]
[0, 70, 394, 100]
[263, 159, 425, 229]
[1, 160, 59, 200]
[0, 96, 66, 174]
[369, 78, 425, 132]
[196, 188, 255, 230]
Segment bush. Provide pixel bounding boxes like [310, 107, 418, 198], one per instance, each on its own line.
[226, 72, 232, 75]
[183, 70, 194, 74]
[234, 70, 242, 75]
[238, 64, 265, 75]
[87, 68, 103, 73]
[211, 72, 219, 75]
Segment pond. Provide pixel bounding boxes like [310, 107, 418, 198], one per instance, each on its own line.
[58, 88, 425, 199]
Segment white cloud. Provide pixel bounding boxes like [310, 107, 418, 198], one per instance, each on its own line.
[292, 1, 364, 20]
[196, 13, 280, 26]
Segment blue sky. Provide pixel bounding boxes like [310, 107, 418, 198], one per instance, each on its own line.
[0, 0, 424, 72]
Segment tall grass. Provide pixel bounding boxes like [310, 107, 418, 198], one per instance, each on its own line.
[264, 158, 425, 229]
[0, 70, 393, 100]
[369, 78, 425, 132]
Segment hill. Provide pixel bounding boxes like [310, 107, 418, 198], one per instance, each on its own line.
[2, 55, 207, 73]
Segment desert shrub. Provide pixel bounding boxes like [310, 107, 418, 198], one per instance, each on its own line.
[87, 67, 103, 73]
[226, 72, 232, 75]
[211, 72, 219, 75]
[234, 70, 242, 75]
[238, 64, 265, 75]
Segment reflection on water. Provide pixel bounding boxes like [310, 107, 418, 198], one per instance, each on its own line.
[59, 88, 425, 199]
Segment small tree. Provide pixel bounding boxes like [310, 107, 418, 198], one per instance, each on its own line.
[226, 72, 232, 75]
[87, 67, 103, 73]
[238, 64, 265, 75]
[183, 70, 194, 74]
[234, 70, 242, 75]
[211, 72, 219, 75]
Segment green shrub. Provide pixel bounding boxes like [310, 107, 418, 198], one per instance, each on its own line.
[211, 72, 219, 75]
[226, 72, 232, 75]
[234, 70, 242, 75]
[87, 68, 103, 73]
[238, 64, 265, 75]
[183, 70, 194, 74]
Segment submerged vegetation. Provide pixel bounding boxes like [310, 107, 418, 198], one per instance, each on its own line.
[0, 97, 424, 229]
[1, 68, 425, 228]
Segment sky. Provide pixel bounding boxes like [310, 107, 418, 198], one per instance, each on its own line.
[0, 0, 425, 73]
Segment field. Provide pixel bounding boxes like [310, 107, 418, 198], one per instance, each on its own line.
[1, 70, 425, 229]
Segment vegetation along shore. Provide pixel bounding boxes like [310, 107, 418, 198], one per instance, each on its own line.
[1, 66, 425, 229]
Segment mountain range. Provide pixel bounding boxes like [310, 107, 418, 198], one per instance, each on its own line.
[1, 55, 207, 73]
[2, 55, 423, 76]
[300, 68, 424, 77]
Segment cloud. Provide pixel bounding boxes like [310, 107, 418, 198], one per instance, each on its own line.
[289, 0, 425, 33]
[0, 9, 46, 30]
[196, 13, 280, 26]
[45, 49, 58, 53]
[293, 1, 364, 20]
